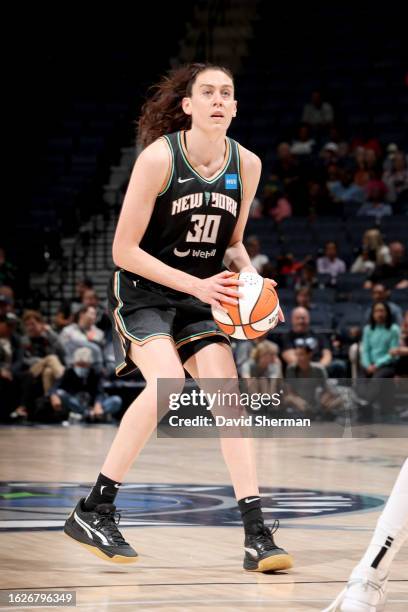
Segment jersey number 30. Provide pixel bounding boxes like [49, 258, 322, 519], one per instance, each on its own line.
[186, 214, 221, 244]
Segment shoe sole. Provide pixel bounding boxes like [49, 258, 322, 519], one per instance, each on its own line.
[63, 527, 138, 564]
[245, 553, 293, 572]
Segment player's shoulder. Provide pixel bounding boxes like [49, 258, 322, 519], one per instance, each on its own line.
[137, 137, 171, 167]
[236, 142, 262, 173]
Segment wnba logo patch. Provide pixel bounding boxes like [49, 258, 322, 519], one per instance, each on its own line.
[225, 174, 238, 190]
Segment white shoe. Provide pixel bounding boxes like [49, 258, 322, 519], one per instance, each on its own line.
[322, 567, 388, 611]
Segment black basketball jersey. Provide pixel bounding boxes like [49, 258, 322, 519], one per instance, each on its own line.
[138, 130, 243, 278]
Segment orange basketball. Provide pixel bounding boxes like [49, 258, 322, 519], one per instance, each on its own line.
[211, 272, 280, 340]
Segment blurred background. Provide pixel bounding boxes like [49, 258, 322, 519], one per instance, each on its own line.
[1, 1, 407, 425]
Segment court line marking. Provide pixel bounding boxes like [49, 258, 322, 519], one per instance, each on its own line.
[1, 579, 406, 590]
[1, 597, 408, 610]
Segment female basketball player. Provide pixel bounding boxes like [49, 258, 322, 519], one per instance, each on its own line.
[64, 63, 292, 573]
[324, 458, 408, 611]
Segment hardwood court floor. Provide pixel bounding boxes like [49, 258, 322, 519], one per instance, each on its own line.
[0, 426, 407, 611]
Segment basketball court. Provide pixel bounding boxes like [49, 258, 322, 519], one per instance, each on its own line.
[1, 426, 407, 611]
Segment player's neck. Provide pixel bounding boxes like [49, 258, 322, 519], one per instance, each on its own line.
[184, 127, 226, 167]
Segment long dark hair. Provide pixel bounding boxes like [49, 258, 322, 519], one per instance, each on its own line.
[370, 300, 393, 329]
[137, 63, 234, 148]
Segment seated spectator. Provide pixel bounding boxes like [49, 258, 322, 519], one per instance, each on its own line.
[361, 302, 400, 377]
[0, 314, 22, 421]
[54, 278, 94, 330]
[245, 236, 269, 274]
[77, 288, 111, 333]
[317, 241, 346, 285]
[49, 347, 122, 423]
[294, 260, 319, 291]
[280, 307, 332, 370]
[284, 340, 340, 418]
[290, 124, 315, 156]
[351, 229, 391, 274]
[321, 143, 340, 169]
[268, 143, 305, 211]
[305, 180, 333, 216]
[328, 169, 365, 204]
[59, 305, 105, 368]
[241, 340, 282, 379]
[383, 151, 408, 209]
[353, 147, 371, 188]
[0, 247, 17, 289]
[277, 254, 304, 284]
[301, 90, 334, 129]
[366, 242, 408, 289]
[263, 190, 292, 222]
[391, 310, 408, 376]
[363, 284, 403, 326]
[357, 184, 392, 219]
[11, 311, 66, 421]
[382, 143, 399, 173]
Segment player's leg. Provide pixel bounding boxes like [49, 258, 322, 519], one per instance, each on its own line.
[183, 339, 293, 572]
[64, 338, 185, 563]
[323, 458, 408, 611]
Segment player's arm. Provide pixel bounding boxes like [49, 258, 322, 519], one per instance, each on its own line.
[223, 145, 262, 275]
[112, 139, 240, 308]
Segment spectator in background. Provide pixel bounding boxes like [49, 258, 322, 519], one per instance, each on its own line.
[391, 310, 408, 376]
[320, 142, 339, 169]
[302, 90, 334, 129]
[366, 242, 408, 289]
[382, 143, 399, 172]
[353, 147, 371, 188]
[0, 314, 22, 421]
[281, 307, 332, 370]
[79, 289, 111, 333]
[49, 347, 122, 424]
[59, 305, 105, 368]
[245, 236, 269, 274]
[284, 339, 340, 419]
[357, 183, 392, 219]
[294, 260, 319, 291]
[328, 168, 365, 205]
[361, 302, 400, 377]
[263, 190, 292, 222]
[0, 248, 17, 289]
[359, 302, 400, 416]
[317, 241, 346, 284]
[351, 229, 391, 274]
[241, 340, 282, 395]
[0, 294, 14, 318]
[290, 124, 315, 156]
[54, 278, 94, 330]
[363, 284, 403, 326]
[383, 151, 408, 210]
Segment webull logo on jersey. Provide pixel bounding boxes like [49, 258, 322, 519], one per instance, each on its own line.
[225, 174, 238, 189]
[171, 192, 237, 217]
[174, 247, 217, 258]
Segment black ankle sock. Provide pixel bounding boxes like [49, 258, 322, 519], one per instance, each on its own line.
[238, 496, 263, 534]
[83, 473, 122, 511]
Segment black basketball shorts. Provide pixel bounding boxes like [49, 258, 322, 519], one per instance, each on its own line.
[108, 269, 230, 376]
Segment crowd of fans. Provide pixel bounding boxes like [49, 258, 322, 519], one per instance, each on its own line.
[1, 91, 407, 426]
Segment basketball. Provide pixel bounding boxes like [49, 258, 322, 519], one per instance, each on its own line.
[211, 272, 280, 340]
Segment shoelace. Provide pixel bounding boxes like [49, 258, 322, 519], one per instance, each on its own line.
[95, 511, 128, 545]
[348, 576, 385, 595]
[253, 519, 280, 551]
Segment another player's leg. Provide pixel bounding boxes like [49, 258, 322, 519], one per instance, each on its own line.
[183, 340, 293, 572]
[64, 338, 185, 563]
[323, 458, 408, 611]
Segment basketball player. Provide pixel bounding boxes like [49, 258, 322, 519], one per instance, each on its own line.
[64, 63, 292, 572]
[324, 458, 408, 611]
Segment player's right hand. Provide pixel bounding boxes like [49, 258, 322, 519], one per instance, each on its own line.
[192, 271, 244, 312]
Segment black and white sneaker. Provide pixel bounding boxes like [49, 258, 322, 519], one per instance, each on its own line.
[243, 519, 293, 572]
[64, 498, 138, 564]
